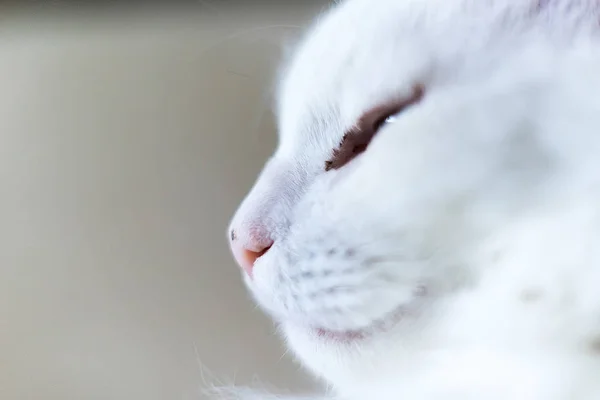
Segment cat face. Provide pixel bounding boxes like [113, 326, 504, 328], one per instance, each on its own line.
[228, 0, 600, 394]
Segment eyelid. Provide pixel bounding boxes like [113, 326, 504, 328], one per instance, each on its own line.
[366, 84, 425, 131]
[324, 84, 425, 172]
[384, 115, 399, 124]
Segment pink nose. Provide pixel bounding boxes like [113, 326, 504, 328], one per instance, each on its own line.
[229, 229, 273, 277]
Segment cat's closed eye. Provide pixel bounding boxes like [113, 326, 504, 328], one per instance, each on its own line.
[325, 84, 424, 171]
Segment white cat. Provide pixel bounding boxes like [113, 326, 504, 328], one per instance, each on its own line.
[226, 0, 600, 399]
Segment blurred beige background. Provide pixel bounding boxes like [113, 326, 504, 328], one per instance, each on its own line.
[0, 3, 327, 399]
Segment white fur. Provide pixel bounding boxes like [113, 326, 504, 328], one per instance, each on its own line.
[227, 0, 600, 398]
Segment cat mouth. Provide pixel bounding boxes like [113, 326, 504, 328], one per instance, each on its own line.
[315, 328, 366, 341]
[310, 304, 411, 343]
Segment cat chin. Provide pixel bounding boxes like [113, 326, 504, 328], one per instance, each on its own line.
[279, 318, 415, 396]
[280, 321, 369, 389]
[303, 303, 411, 343]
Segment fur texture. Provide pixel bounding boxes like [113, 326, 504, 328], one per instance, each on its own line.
[227, 0, 600, 398]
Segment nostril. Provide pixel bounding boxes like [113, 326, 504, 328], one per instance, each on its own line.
[230, 233, 274, 277]
[256, 242, 272, 258]
[237, 243, 272, 277]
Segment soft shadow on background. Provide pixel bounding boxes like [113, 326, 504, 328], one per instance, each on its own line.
[0, 2, 327, 399]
